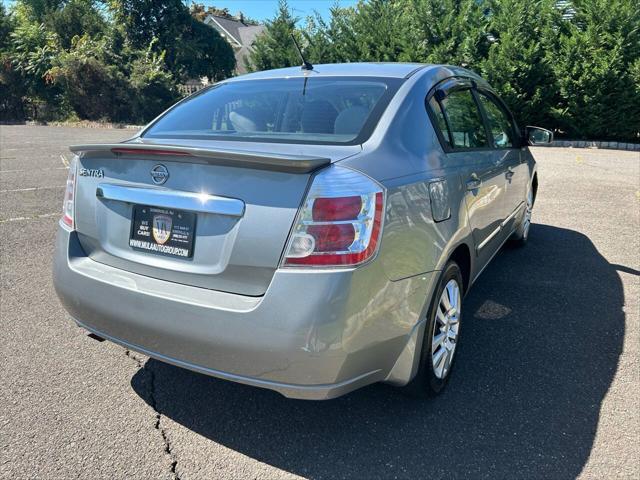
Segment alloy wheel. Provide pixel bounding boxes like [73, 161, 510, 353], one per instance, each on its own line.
[432, 279, 461, 379]
[523, 189, 533, 239]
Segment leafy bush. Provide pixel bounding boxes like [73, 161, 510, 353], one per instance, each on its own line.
[48, 36, 133, 121]
[128, 46, 180, 123]
[0, 0, 235, 124]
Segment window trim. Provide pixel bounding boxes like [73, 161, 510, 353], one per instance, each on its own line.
[425, 76, 522, 153]
[428, 96, 454, 148]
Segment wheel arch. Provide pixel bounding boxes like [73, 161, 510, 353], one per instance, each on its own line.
[448, 242, 472, 295]
[384, 241, 472, 386]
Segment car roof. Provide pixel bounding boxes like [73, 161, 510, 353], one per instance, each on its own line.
[226, 62, 433, 81]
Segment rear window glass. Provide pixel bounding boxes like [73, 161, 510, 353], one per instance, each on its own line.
[143, 77, 402, 145]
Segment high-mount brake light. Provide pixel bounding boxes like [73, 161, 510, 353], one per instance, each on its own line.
[283, 166, 385, 267]
[61, 155, 77, 229]
[111, 148, 192, 156]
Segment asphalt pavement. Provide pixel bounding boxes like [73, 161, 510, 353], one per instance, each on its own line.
[1, 125, 638, 479]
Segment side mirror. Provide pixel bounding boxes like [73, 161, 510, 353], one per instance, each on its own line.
[524, 126, 553, 145]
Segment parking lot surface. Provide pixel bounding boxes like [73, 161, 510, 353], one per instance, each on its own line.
[1, 125, 638, 479]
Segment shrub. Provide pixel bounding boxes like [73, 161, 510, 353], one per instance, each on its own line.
[48, 36, 133, 121]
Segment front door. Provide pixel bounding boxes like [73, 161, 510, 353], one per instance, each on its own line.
[461, 153, 509, 261]
[475, 90, 528, 233]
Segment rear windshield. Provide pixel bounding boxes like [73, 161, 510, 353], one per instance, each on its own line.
[143, 77, 403, 145]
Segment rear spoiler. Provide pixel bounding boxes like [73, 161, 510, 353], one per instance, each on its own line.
[69, 143, 330, 174]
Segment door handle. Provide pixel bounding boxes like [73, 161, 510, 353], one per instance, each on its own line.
[506, 167, 515, 180]
[466, 174, 482, 191]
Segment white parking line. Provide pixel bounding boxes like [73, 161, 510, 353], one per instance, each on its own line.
[0, 185, 65, 193]
[60, 154, 70, 168]
[0, 212, 59, 224]
[0, 166, 68, 174]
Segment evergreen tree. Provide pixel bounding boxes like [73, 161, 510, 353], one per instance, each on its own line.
[303, 3, 359, 64]
[480, 0, 560, 129]
[552, 0, 640, 140]
[351, 0, 403, 62]
[302, 12, 333, 63]
[1, 0, 639, 141]
[245, 0, 301, 72]
[399, 0, 489, 66]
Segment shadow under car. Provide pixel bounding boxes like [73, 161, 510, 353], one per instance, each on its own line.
[131, 223, 625, 479]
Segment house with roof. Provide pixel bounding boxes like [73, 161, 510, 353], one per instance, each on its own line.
[204, 15, 266, 75]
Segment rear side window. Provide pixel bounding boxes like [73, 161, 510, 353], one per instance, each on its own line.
[430, 89, 489, 149]
[143, 77, 402, 145]
[477, 92, 515, 148]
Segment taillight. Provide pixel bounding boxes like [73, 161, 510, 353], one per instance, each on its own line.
[283, 166, 385, 267]
[61, 155, 77, 229]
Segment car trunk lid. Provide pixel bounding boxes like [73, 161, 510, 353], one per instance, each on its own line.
[70, 140, 360, 296]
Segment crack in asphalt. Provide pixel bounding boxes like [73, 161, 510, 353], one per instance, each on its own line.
[125, 350, 180, 480]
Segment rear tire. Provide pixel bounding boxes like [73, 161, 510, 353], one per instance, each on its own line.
[402, 261, 463, 398]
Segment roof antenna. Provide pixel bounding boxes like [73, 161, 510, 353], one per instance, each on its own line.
[291, 34, 313, 71]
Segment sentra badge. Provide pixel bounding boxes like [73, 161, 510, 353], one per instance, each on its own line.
[79, 168, 104, 178]
[152, 214, 172, 244]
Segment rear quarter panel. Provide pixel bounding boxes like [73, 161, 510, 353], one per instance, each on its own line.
[341, 67, 475, 282]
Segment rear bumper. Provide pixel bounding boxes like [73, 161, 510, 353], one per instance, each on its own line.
[54, 224, 435, 399]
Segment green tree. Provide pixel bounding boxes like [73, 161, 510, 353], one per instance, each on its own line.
[302, 4, 358, 64]
[48, 35, 133, 121]
[7, 2, 62, 116]
[177, 16, 236, 81]
[245, 0, 301, 72]
[128, 45, 179, 121]
[398, 0, 489, 66]
[11, 0, 65, 22]
[108, 0, 235, 81]
[552, 0, 640, 141]
[0, 4, 14, 50]
[47, 27, 181, 123]
[47, 0, 107, 49]
[0, 4, 27, 120]
[302, 13, 332, 63]
[352, 0, 404, 62]
[480, 0, 560, 129]
[190, 3, 259, 25]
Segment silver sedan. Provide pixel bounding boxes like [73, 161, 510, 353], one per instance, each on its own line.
[53, 63, 550, 399]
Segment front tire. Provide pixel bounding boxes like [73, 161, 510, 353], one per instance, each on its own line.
[511, 186, 533, 246]
[402, 261, 463, 397]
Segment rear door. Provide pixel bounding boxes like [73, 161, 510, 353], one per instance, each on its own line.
[475, 90, 527, 232]
[428, 79, 508, 264]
